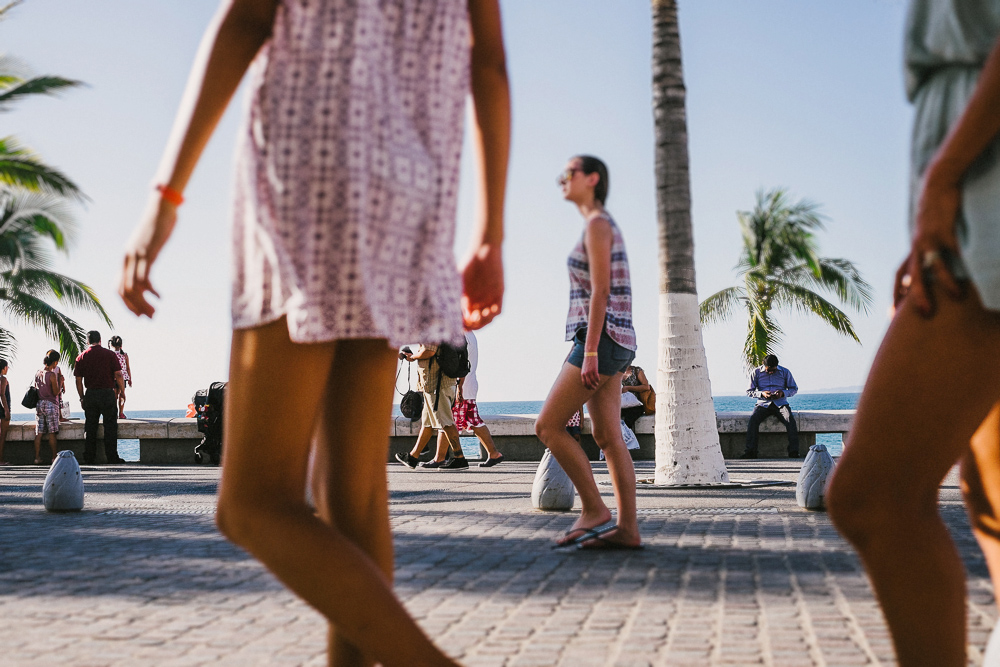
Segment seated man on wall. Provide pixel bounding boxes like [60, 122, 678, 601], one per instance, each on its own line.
[741, 354, 800, 459]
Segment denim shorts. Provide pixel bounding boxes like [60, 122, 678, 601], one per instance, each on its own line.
[566, 327, 635, 376]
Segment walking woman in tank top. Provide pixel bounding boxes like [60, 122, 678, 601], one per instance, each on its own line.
[535, 155, 641, 550]
[118, 1, 510, 665]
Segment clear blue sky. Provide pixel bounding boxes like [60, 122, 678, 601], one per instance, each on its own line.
[1, 0, 911, 409]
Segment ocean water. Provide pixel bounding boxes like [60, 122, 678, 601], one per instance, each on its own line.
[13, 395, 858, 462]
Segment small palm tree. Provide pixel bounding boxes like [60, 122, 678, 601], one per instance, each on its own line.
[700, 188, 872, 369]
[0, 191, 112, 364]
[0, 0, 110, 365]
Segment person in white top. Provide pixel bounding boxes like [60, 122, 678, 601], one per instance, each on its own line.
[454, 331, 503, 467]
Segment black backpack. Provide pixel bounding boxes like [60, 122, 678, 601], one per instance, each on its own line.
[431, 340, 470, 411]
[435, 340, 470, 380]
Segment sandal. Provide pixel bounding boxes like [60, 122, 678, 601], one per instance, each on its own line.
[33, 458, 42, 465]
[552, 521, 617, 549]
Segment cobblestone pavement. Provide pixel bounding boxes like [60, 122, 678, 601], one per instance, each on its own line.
[0, 461, 995, 666]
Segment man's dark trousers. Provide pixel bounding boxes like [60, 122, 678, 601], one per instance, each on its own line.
[744, 404, 799, 457]
[83, 388, 119, 464]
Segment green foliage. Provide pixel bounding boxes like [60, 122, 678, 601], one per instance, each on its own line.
[0, 5, 110, 366]
[700, 188, 872, 369]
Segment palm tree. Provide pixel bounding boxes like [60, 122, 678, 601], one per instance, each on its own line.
[0, 191, 111, 364]
[651, 0, 729, 485]
[700, 188, 873, 368]
[0, 0, 110, 365]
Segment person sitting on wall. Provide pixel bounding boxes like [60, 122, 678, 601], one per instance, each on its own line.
[741, 354, 800, 459]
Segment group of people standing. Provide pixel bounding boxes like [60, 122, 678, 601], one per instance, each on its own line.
[0, 332, 133, 466]
[111, 0, 1000, 664]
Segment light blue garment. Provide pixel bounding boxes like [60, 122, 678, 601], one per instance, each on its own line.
[905, 0, 1000, 310]
[746, 365, 798, 408]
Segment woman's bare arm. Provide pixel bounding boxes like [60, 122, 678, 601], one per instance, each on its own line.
[120, 0, 280, 318]
[461, 0, 510, 330]
[900, 33, 1000, 315]
[581, 217, 613, 390]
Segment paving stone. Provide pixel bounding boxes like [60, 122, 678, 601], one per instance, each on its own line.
[1, 461, 996, 665]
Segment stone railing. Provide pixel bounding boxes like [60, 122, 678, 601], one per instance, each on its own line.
[0, 410, 853, 465]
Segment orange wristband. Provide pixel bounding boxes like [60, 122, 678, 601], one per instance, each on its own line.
[156, 184, 185, 206]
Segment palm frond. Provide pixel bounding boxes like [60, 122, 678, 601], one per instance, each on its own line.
[743, 305, 783, 370]
[0, 75, 81, 110]
[0, 290, 87, 365]
[2, 268, 112, 326]
[771, 281, 862, 343]
[776, 257, 873, 315]
[0, 325, 16, 362]
[0, 189, 76, 250]
[699, 286, 746, 327]
[0, 138, 84, 199]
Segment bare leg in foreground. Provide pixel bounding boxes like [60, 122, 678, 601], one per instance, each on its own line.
[216, 318, 455, 667]
[535, 362, 640, 547]
[828, 289, 1000, 666]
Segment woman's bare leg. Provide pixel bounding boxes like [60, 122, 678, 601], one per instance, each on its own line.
[216, 318, 455, 667]
[535, 363, 615, 543]
[960, 402, 1000, 607]
[828, 290, 1000, 666]
[310, 339, 399, 667]
[584, 373, 640, 546]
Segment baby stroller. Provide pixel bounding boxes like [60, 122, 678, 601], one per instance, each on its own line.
[192, 382, 226, 464]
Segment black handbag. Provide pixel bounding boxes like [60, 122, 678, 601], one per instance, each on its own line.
[395, 362, 423, 422]
[21, 384, 39, 409]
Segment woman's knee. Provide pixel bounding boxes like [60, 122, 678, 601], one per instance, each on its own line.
[827, 464, 938, 546]
[535, 414, 564, 443]
[216, 488, 306, 547]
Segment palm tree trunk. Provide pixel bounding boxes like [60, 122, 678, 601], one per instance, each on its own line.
[651, 0, 728, 484]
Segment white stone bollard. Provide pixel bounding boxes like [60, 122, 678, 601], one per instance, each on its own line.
[796, 443, 835, 511]
[531, 449, 575, 511]
[43, 450, 84, 512]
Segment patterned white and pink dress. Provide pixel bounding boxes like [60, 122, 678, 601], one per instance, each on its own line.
[231, 0, 470, 347]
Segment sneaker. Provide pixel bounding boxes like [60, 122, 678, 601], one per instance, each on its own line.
[478, 454, 505, 468]
[440, 457, 469, 471]
[420, 459, 449, 469]
[739, 451, 758, 459]
[395, 452, 420, 469]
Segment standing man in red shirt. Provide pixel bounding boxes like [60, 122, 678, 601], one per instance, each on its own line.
[75, 331, 125, 464]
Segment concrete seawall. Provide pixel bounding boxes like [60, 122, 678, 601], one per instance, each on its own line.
[1, 410, 853, 465]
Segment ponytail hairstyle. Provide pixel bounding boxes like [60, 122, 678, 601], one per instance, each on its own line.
[575, 155, 609, 205]
[109, 335, 123, 350]
[44, 350, 60, 366]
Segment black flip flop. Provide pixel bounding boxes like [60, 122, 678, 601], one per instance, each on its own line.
[552, 522, 617, 550]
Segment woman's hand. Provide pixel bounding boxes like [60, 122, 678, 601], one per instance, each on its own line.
[120, 197, 178, 317]
[581, 356, 600, 391]
[460, 241, 503, 330]
[894, 166, 964, 316]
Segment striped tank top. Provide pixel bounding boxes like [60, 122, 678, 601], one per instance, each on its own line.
[565, 212, 637, 351]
